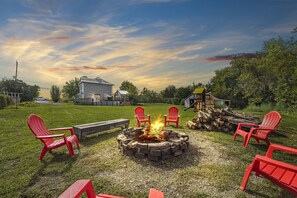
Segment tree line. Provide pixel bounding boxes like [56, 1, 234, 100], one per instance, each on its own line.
[208, 36, 297, 110]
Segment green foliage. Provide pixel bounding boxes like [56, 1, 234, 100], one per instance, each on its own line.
[139, 87, 163, 103]
[0, 94, 7, 109]
[160, 85, 176, 98]
[62, 77, 79, 100]
[119, 81, 139, 104]
[0, 79, 40, 102]
[209, 36, 297, 110]
[119, 81, 138, 96]
[50, 85, 61, 102]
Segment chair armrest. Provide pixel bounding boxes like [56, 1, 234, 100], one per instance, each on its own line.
[36, 134, 65, 139]
[58, 179, 96, 198]
[49, 127, 75, 135]
[266, 144, 297, 158]
[238, 123, 259, 128]
[49, 127, 73, 131]
[254, 155, 297, 172]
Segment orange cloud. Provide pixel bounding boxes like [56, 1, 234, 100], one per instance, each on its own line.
[202, 53, 257, 62]
[44, 36, 71, 41]
[48, 65, 137, 72]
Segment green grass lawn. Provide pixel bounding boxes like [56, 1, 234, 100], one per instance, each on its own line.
[0, 103, 296, 197]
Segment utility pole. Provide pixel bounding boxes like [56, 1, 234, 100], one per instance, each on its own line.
[15, 60, 18, 82]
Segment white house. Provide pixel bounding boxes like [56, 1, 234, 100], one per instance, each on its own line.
[79, 76, 113, 102]
[114, 90, 129, 101]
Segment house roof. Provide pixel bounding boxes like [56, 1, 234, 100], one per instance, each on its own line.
[116, 90, 129, 95]
[193, 88, 205, 94]
[79, 76, 114, 86]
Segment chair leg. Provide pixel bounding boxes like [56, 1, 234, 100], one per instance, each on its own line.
[176, 121, 178, 128]
[75, 137, 80, 149]
[233, 133, 238, 141]
[240, 164, 253, 191]
[66, 142, 75, 157]
[40, 146, 48, 160]
[244, 133, 252, 148]
[263, 138, 270, 146]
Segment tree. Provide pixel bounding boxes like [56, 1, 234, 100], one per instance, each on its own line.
[50, 85, 60, 103]
[62, 78, 79, 100]
[119, 81, 138, 95]
[160, 85, 176, 98]
[175, 86, 193, 100]
[139, 87, 162, 103]
[0, 78, 40, 102]
[209, 60, 248, 109]
[119, 81, 139, 104]
[208, 36, 297, 110]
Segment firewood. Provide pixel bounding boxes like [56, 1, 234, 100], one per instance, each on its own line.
[203, 123, 213, 131]
[186, 120, 197, 129]
[215, 118, 224, 126]
[211, 121, 219, 129]
[195, 122, 202, 129]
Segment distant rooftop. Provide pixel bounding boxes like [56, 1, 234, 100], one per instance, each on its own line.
[79, 76, 114, 86]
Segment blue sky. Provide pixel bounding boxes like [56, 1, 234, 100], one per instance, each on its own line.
[0, 0, 296, 97]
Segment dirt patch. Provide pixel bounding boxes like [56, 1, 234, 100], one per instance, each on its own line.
[91, 130, 236, 197]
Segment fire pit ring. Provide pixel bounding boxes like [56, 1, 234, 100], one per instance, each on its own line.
[116, 127, 190, 161]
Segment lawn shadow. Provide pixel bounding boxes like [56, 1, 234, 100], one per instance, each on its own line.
[244, 189, 272, 198]
[125, 144, 202, 171]
[21, 153, 78, 196]
[269, 130, 288, 138]
[250, 143, 269, 152]
[78, 129, 122, 147]
[245, 188, 295, 198]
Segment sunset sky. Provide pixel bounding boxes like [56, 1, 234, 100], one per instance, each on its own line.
[0, 0, 296, 97]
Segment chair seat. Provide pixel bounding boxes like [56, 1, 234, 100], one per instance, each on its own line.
[167, 118, 178, 122]
[48, 135, 77, 149]
[259, 161, 297, 188]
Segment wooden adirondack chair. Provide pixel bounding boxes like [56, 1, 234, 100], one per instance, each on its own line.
[134, 107, 150, 127]
[59, 179, 164, 198]
[233, 111, 281, 148]
[240, 144, 297, 196]
[27, 114, 80, 160]
[164, 106, 180, 128]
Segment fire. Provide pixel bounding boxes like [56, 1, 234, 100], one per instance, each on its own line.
[138, 115, 165, 142]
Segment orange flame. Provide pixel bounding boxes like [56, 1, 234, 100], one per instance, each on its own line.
[139, 115, 165, 142]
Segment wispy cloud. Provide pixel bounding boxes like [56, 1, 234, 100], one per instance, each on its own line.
[44, 36, 71, 41]
[48, 65, 137, 72]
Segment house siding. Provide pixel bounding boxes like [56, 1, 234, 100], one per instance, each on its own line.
[81, 83, 112, 99]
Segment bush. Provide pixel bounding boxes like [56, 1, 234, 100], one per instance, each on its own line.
[0, 94, 7, 109]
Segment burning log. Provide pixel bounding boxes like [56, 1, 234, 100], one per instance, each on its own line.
[187, 107, 261, 133]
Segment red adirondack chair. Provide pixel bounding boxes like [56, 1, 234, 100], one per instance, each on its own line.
[164, 106, 180, 128]
[27, 114, 80, 160]
[233, 111, 281, 148]
[240, 144, 297, 196]
[59, 179, 164, 198]
[134, 107, 150, 127]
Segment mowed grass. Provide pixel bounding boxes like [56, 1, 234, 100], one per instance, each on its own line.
[0, 103, 296, 198]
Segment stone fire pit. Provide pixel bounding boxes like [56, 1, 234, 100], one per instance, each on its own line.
[116, 127, 189, 161]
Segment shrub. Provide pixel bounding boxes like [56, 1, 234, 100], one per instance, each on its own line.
[0, 94, 7, 109]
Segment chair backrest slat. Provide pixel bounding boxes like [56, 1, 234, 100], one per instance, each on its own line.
[135, 107, 145, 116]
[260, 111, 282, 129]
[27, 114, 54, 146]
